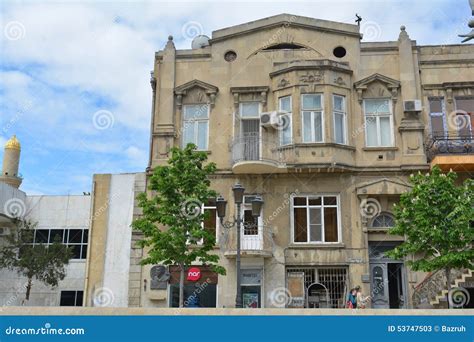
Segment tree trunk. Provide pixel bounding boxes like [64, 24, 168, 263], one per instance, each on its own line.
[24, 277, 32, 304]
[179, 264, 185, 308]
[445, 267, 451, 309]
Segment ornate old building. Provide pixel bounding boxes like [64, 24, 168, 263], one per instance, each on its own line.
[84, 14, 473, 309]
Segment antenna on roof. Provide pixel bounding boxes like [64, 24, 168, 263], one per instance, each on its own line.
[355, 13, 362, 26]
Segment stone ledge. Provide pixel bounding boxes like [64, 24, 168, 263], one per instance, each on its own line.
[0, 307, 472, 316]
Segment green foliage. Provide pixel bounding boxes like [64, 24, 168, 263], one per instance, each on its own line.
[132, 143, 226, 276]
[387, 166, 474, 272]
[0, 219, 73, 300]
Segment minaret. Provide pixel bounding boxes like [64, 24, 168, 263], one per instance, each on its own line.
[0, 135, 22, 188]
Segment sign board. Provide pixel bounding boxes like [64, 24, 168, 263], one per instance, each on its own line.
[187, 267, 201, 281]
[287, 272, 305, 308]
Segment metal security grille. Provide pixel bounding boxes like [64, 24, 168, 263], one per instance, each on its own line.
[287, 267, 348, 308]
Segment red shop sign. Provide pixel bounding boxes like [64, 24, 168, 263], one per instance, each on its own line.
[187, 267, 201, 281]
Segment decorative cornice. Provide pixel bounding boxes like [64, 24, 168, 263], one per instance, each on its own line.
[354, 73, 400, 103]
[269, 59, 352, 78]
[174, 79, 219, 108]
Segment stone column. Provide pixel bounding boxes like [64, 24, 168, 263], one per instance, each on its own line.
[397, 26, 426, 167]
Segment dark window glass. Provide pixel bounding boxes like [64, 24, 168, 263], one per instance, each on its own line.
[324, 207, 338, 242]
[294, 208, 308, 242]
[82, 230, 89, 243]
[68, 229, 82, 243]
[49, 229, 64, 243]
[35, 229, 49, 244]
[308, 197, 321, 205]
[81, 245, 88, 259]
[75, 291, 83, 306]
[70, 245, 82, 259]
[60, 291, 83, 306]
[60, 291, 76, 306]
[293, 197, 306, 206]
[170, 284, 217, 308]
[324, 196, 337, 205]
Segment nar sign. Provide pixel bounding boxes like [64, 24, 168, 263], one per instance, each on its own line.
[187, 267, 201, 281]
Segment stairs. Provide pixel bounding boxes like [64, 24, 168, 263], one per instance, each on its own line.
[412, 268, 472, 309]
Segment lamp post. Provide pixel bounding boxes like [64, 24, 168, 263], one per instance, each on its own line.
[216, 184, 264, 308]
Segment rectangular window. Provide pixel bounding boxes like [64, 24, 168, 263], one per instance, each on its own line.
[60, 290, 83, 306]
[333, 95, 346, 144]
[239, 102, 261, 160]
[182, 104, 209, 150]
[301, 94, 323, 142]
[32, 228, 88, 260]
[455, 97, 474, 139]
[364, 99, 393, 147]
[429, 98, 446, 138]
[202, 199, 218, 244]
[279, 96, 292, 146]
[292, 195, 340, 243]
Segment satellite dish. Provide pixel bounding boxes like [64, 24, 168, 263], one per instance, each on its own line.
[191, 35, 210, 49]
[150, 265, 170, 282]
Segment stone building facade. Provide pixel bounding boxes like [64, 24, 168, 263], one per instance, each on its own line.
[141, 14, 474, 309]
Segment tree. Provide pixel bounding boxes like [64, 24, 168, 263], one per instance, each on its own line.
[387, 166, 474, 302]
[132, 143, 226, 307]
[0, 218, 73, 304]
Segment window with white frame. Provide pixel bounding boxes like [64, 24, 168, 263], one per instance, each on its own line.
[292, 195, 340, 243]
[182, 104, 209, 150]
[333, 95, 346, 144]
[429, 98, 447, 138]
[364, 99, 393, 147]
[302, 94, 324, 143]
[28, 228, 88, 259]
[279, 96, 292, 146]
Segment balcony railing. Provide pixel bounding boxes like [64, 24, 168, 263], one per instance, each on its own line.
[220, 224, 274, 257]
[425, 133, 474, 161]
[232, 134, 287, 165]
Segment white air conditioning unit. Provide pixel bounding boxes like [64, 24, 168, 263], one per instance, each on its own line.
[0, 227, 9, 236]
[260, 111, 278, 128]
[403, 100, 422, 112]
[260, 111, 287, 128]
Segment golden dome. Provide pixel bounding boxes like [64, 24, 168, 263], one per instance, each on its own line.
[5, 135, 21, 150]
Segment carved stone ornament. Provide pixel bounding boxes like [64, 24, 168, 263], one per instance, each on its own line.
[299, 71, 324, 84]
[354, 73, 400, 103]
[174, 79, 218, 109]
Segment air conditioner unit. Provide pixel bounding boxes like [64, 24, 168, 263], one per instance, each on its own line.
[260, 111, 287, 128]
[403, 100, 422, 112]
[260, 111, 278, 128]
[0, 227, 9, 236]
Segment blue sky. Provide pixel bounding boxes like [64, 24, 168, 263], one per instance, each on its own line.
[0, 0, 471, 195]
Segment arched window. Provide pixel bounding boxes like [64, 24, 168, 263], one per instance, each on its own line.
[370, 212, 395, 229]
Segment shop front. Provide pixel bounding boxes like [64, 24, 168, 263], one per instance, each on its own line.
[168, 266, 218, 308]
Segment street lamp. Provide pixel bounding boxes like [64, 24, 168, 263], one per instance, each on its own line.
[216, 184, 264, 308]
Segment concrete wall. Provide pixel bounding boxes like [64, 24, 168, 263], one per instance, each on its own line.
[0, 195, 91, 307]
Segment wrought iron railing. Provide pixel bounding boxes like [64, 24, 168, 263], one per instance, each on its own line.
[425, 133, 474, 161]
[412, 268, 467, 308]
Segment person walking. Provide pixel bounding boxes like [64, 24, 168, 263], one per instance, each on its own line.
[355, 285, 370, 309]
[346, 288, 357, 308]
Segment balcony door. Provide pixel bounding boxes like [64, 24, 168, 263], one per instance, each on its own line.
[240, 102, 261, 161]
[241, 196, 263, 250]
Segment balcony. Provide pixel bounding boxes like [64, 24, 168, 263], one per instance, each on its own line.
[231, 135, 292, 174]
[425, 133, 474, 171]
[221, 225, 274, 258]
